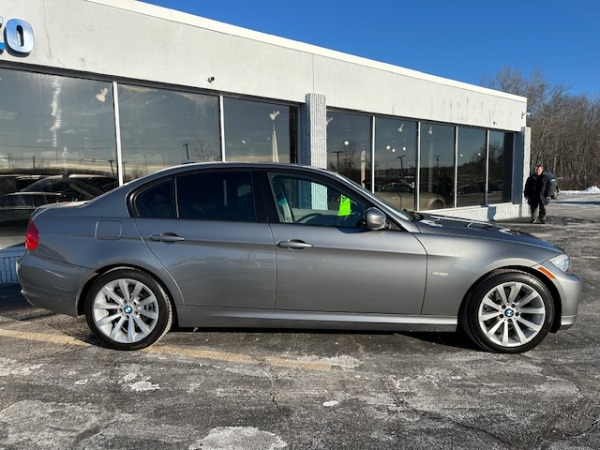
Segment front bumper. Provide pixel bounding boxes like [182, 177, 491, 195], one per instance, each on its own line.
[536, 261, 583, 330]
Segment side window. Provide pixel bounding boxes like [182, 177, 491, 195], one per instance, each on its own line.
[177, 171, 256, 222]
[268, 173, 367, 228]
[135, 180, 176, 218]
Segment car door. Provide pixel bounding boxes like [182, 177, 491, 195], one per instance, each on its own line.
[266, 170, 427, 314]
[133, 169, 276, 309]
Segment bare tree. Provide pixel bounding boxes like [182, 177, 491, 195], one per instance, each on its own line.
[481, 67, 600, 188]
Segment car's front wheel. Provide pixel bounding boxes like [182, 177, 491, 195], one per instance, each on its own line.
[461, 271, 554, 353]
[84, 268, 173, 350]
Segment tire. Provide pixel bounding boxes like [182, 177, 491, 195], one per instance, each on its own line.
[461, 270, 554, 353]
[85, 268, 173, 350]
[430, 200, 445, 210]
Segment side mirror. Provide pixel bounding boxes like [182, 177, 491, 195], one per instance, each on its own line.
[365, 207, 389, 231]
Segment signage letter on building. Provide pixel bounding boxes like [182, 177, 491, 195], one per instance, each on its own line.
[0, 18, 34, 56]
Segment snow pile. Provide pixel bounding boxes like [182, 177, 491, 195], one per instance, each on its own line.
[561, 186, 600, 195]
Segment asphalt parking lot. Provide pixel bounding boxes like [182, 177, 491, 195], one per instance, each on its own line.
[0, 194, 599, 450]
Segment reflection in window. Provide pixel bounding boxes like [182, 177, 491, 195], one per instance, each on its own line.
[223, 98, 296, 163]
[488, 131, 514, 204]
[420, 123, 454, 209]
[326, 111, 371, 187]
[374, 118, 417, 209]
[135, 180, 175, 219]
[0, 68, 117, 188]
[268, 173, 367, 228]
[457, 127, 487, 207]
[119, 85, 220, 181]
[177, 171, 255, 222]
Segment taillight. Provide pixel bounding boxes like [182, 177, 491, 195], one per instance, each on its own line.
[25, 220, 40, 250]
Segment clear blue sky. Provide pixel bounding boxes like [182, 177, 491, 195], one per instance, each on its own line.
[142, 0, 599, 97]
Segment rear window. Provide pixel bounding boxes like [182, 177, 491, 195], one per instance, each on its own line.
[133, 170, 256, 223]
[134, 180, 176, 219]
[176, 171, 255, 222]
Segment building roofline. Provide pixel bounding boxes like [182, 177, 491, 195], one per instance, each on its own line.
[87, 0, 526, 103]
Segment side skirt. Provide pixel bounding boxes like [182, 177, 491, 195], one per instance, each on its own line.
[176, 307, 458, 333]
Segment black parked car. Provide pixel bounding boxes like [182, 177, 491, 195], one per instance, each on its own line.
[546, 172, 559, 199]
[0, 174, 118, 251]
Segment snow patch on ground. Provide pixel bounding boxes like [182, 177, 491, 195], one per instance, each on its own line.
[193, 427, 287, 450]
[299, 354, 363, 369]
[561, 186, 600, 195]
[0, 358, 43, 377]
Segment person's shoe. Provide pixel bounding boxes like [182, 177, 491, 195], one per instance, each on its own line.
[539, 219, 545, 224]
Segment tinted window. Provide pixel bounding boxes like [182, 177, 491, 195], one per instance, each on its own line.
[177, 171, 256, 222]
[268, 172, 367, 228]
[135, 180, 176, 219]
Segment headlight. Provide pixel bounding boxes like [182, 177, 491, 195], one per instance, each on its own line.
[550, 253, 570, 273]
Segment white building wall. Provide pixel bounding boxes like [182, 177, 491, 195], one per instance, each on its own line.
[1, 0, 526, 132]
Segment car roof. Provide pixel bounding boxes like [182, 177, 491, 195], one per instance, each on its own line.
[130, 162, 336, 184]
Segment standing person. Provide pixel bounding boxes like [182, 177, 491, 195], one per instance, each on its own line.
[524, 164, 552, 224]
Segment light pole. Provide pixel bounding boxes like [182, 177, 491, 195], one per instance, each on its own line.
[398, 154, 406, 178]
[332, 151, 343, 170]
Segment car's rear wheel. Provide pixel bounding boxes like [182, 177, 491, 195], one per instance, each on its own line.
[429, 200, 445, 210]
[85, 268, 172, 350]
[461, 271, 554, 353]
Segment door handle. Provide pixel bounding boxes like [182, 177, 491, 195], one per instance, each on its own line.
[149, 233, 185, 243]
[277, 240, 313, 250]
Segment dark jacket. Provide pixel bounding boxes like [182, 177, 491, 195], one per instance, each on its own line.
[524, 173, 552, 206]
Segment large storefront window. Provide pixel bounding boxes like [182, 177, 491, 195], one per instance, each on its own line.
[488, 131, 514, 204]
[223, 98, 296, 163]
[420, 123, 455, 209]
[457, 127, 487, 207]
[326, 111, 371, 187]
[0, 69, 117, 185]
[0, 68, 119, 249]
[119, 85, 220, 180]
[374, 118, 420, 210]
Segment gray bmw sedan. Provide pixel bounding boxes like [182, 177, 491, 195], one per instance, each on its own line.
[17, 163, 582, 352]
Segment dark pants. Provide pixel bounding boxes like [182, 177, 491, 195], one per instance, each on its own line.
[530, 200, 547, 222]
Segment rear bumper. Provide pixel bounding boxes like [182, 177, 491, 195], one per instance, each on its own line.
[17, 253, 91, 317]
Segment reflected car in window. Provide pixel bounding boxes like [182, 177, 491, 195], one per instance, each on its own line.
[458, 181, 503, 195]
[375, 179, 446, 210]
[17, 163, 581, 353]
[21, 174, 118, 202]
[0, 174, 45, 195]
[0, 174, 118, 251]
[0, 191, 67, 250]
[0, 191, 65, 222]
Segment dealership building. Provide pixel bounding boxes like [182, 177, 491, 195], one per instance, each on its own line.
[0, 0, 531, 281]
